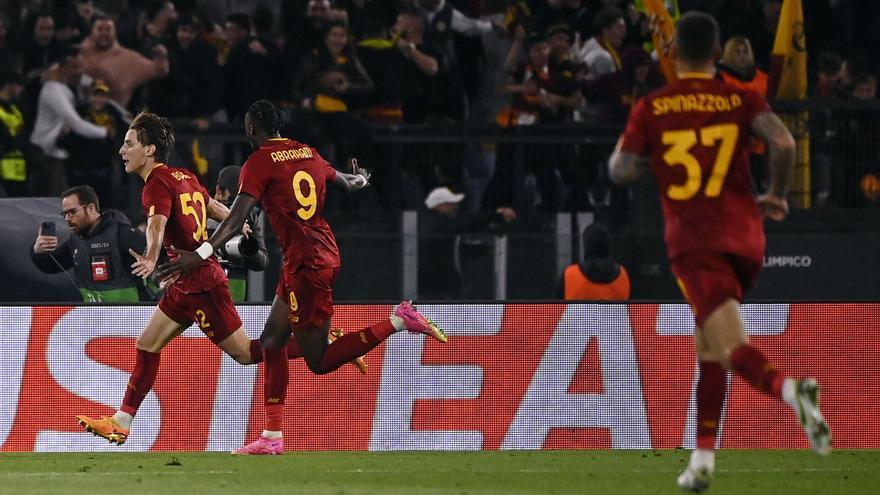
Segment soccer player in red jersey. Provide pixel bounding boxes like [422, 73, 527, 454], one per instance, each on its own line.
[158, 100, 447, 455]
[610, 12, 830, 492]
[75, 112, 366, 446]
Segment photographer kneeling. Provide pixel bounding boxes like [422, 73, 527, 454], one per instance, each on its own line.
[209, 166, 269, 301]
[31, 185, 150, 302]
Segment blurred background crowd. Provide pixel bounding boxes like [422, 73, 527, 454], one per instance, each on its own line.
[2, 0, 880, 302]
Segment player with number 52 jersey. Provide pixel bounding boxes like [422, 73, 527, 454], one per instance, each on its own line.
[142, 163, 227, 292]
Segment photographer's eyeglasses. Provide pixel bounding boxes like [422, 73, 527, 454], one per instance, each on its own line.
[60, 206, 85, 218]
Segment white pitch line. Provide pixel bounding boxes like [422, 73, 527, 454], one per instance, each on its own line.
[323, 467, 868, 474]
[624, 468, 868, 474]
[2, 470, 237, 477]
[5, 467, 867, 477]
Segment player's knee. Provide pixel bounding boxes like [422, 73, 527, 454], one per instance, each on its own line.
[303, 357, 330, 375]
[135, 337, 162, 353]
[230, 352, 252, 365]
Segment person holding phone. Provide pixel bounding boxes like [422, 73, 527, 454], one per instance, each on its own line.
[31, 184, 149, 302]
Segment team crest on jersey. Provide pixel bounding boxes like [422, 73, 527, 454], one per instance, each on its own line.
[171, 171, 192, 181]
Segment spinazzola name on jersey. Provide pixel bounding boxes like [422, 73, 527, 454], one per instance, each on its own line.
[652, 92, 743, 116]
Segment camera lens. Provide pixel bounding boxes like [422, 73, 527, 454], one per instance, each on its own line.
[239, 236, 259, 256]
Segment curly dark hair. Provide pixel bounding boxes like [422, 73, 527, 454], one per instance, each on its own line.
[247, 100, 281, 136]
[129, 111, 175, 163]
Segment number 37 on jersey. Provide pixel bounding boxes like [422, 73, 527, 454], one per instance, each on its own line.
[660, 123, 739, 201]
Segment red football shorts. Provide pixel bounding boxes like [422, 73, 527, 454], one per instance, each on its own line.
[275, 267, 339, 329]
[159, 283, 242, 344]
[670, 251, 762, 327]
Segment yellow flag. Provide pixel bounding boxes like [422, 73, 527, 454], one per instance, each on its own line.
[357, 31, 403, 50]
[191, 138, 209, 176]
[642, 0, 678, 83]
[768, 0, 807, 100]
[768, 0, 810, 208]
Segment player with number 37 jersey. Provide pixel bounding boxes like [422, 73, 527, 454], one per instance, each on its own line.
[610, 13, 830, 492]
[620, 74, 769, 261]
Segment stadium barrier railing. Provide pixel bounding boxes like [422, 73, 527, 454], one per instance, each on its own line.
[174, 99, 880, 212]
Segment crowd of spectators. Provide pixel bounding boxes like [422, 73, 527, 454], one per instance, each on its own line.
[0, 0, 878, 218]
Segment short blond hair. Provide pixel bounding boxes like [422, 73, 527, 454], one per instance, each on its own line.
[720, 36, 755, 69]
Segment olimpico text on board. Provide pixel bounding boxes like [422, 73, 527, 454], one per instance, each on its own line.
[763, 255, 812, 268]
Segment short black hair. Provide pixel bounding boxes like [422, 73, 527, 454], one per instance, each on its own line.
[546, 23, 572, 40]
[399, 6, 427, 34]
[144, 0, 169, 22]
[226, 13, 250, 32]
[675, 11, 719, 66]
[0, 69, 23, 86]
[216, 165, 242, 195]
[90, 13, 114, 29]
[56, 43, 81, 65]
[176, 12, 202, 29]
[63, 185, 100, 211]
[526, 31, 547, 49]
[247, 100, 281, 135]
[582, 223, 611, 259]
[593, 6, 624, 33]
[129, 111, 175, 163]
[816, 51, 842, 76]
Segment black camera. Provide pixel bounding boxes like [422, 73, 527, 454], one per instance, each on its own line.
[224, 235, 258, 259]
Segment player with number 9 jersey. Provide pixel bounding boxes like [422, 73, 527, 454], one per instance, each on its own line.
[619, 73, 770, 262]
[238, 138, 340, 274]
[239, 137, 343, 329]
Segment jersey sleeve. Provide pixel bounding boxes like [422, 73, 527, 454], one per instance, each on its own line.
[619, 97, 650, 156]
[142, 177, 172, 218]
[743, 89, 773, 124]
[321, 154, 337, 182]
[195, 178, 211, 202]
[239, 153, 268, 201]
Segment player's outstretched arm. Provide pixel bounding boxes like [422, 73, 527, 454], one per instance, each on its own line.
[207, 193, 258, 249]
[155, 194, 259, 278]
[332, 158, 371, 192]
[752, 111, 796, 221]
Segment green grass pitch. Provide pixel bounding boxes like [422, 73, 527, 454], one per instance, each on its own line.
[1, 450, 877, 494]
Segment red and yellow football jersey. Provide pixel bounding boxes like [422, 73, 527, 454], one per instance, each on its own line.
[239, 138, 340, 272]
[620, 73, 770, 260]
[142, 164, 227, 293]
